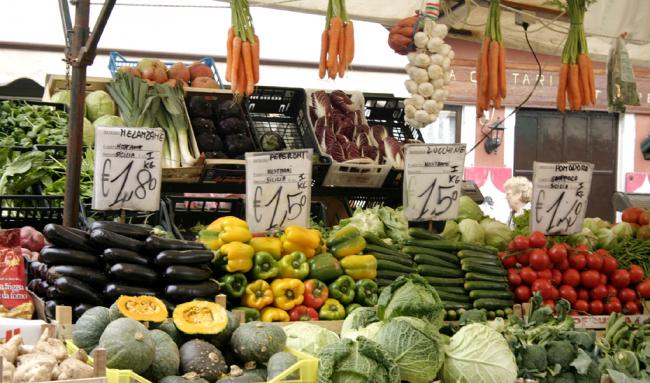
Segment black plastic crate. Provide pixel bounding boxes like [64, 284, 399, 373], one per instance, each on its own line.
[78, 198, 175, 235]
[310, 201, 327, 224]
[344, 195, 402, 216]
[165, 195, 245, 240]
[247, 87, 331, 187]
[0, 195, 64, 231]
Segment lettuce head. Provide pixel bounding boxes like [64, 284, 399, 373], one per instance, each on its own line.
[441, 220, 461, 242]
[480, 218, 512, 250]
[458, 195, 483, 221]
[283, 322, 339, 356]
[458, 218, 485, 245]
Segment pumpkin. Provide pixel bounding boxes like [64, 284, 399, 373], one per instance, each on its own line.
[154, 319, 184, 346]
[206, 311, 240, 348]
[144, 329, 180, 382]
[98, 318, 155, 374]
[230, 322, 286, 364]
[72, 306, 112, 353]
[267, 352, 298, 380]
[173, 301, 228, 335]
[179, 339, 227, 382]
[109, 302, 124, 321]
[215, 374, 264, 383]
[117, 295, 168, 323]
[159, 373, 209, 383]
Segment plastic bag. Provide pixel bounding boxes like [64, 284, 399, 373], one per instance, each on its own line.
[607, 34, 640, 113]
[0, 229, 33, 319]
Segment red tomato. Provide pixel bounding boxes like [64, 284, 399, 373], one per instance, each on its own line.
[578, 288, 590, 301]
[508, 272, 522, 286]
[551, 269, 563, 286]
[622, 207, 644, 224]
[515, 285, 532, 302]
[595, 249, 610, 257]
[528, 231, 547, 248]
[591, 284, 608, 300]
[639, 211, 650, 226]
[629, 265, 645, 284]
[559, 285, 577, 305]
[611, 269, 631, 289]
[516, 251, 530, 266]
[529, 249, 551, 271]
[512, 235, 530, 251]
[548, 244, 568, 264]
[607, 285, 618, 298]
[601, 256, 618, 275]
[618, 287, 637, 303]
[520, 267, 537, 285]
[508, 241, 517, 252]
[538, 269, 553, 280]
[606, 299, 623, 314]
[600, 273, 608, 285]
[636, 280, 650, 298]
[500, 252, 517, 269]
[562, 269, 581, 287]
[555, 259, 570, 271]
[575, 244, 591, 253]
[549, 286, 560, 301]
[532, 279, 553, 299]
[581, 270, 600, 288]
[569, 254, 587, 270]
[625, 301, 640, 314]
[574, 299, 589, 313]
[586, 253, 604, 271]
[543, 300, 556, 311]
[589, 300, 604, 315]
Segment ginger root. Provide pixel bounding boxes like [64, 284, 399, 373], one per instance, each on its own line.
[33, 329, 66, 362]
[0, 335, 22, 365]
[57, 358, 93, 380]
[13, 353, 56, 383]
[3, 359, 15, 383]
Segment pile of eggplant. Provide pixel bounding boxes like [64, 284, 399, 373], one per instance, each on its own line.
[29, 222, 218, 322]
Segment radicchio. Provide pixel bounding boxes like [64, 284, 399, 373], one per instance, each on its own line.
[336, 134, 349, 145]
[315, 117, 327, 143]
[320, 127, 336, 151]
[330, 90, 357, 112]
[345, 142, 361, 159]
[384, 136, 405, 168]
[370, 125, 389, 147]
[327, 140, 346, 162]
[337, 123, 356, 140]
[356, 133, 370, 148]
[346, 111, 364, 126]
[311, 91, 333, 119]
[361, 145, 379, 163]
[356, 124, 370, 135]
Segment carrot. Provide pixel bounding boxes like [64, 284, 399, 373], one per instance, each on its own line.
[236, 53, 246, 95]
[337, 22, 346, 77]
[345, 20, 354, 64]
[569, 64, 582, 111]
[479, 37, 490, 96]
[495, 95, 502, 109]
[252, 35, 260, 84]
[225, 27, 234, 82]
[319, 29, 329, 79]
[327, 17, 342, 77]
[578, 54, 591, 106]
[498, 43, 507, 99]
[557, 63, 568, 112]
[488, 40, 500, 101]
[242, 41, 255, 96]
[587, 55, 596, 104]
[231, 36, 243, 90]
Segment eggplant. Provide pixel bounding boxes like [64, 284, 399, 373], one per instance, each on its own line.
[217, 117, 247, 136]
[46, 286, 65, 299]
[27, 279, 41, 294]
[103, 283, 158, 301]
[73, 303, 95, 321]
[164, 280, 220, 303]
[161, 298, 176, 314]
[28, 261, 43, 278]
[90, 221, 152, 240]
[145, 236, 206, 253]
[188, 96, 213, 118]
[39, 247, 101, 267]
[46, 265, 109, 288]
[36, 280, 50, 297]
[163, 265, 212, 283]
[259, 132, 286, 151]
[45, 299, 72, 321]
[192, 117, 216, 135]
[109, 263, 157, 285]
[90, 229, 145, 252]
[43, 224, 96, 252]
[197, 132, 224, 154]
[217, 99, 243, 119]
[53, 276, 104, 306]
[154, 250, 214, 266]
[102, 248, 149, 266]
[38, 264, 49, 280]
[224, 133, 254, 158]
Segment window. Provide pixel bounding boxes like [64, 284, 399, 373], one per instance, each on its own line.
[418, 105, 462, 144]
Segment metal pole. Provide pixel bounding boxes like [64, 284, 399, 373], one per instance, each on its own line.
[63, 0, 90, 227]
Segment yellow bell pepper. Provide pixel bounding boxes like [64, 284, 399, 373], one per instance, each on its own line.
[260, 307, 290, 322]
[284, 226, 321, 250]
[197, 229, 223, 250]
[219, 241, 255, 273]
[340, 255, 377, 280]
[207, 216, 248, 232]
[219, 225, 252, 244]
[242, 279, 274, 310]
[250, 237, 282, 259]
[271, 278, 304, 311]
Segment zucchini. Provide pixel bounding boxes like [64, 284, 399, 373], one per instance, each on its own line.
[473, 298, 514, 310]
[164, 280, 220, 303]
[460, 257, 502, 267]
[464, 281, 509, 291]
[163, 265, 212, 283]
[444, 302, 472, 310]
[421, 276, 465, 287]
[103, 283, 158, 301]
[109, 263, 158, 285]
[461, 263, 507, 276]
[405, 239, 498, 254]
[372, 253, 414, 267]
[43, 224, 96, 252]
[413, 254, 458, 268]
[402, 246, 459, 264]
[46, 265, 109, 288]
[458, 250, 499, 260]
[433, 286, 467, 296]
[408, 227, 443, 240]
[155, 250, 214, 266]
[145, 236, 206, 253]
[465, 272, 508, 282]
[469, 290, 513, 300]
[376, 278, 394, 287]
[90, 221, 152, 240]
[364, 244, 406, 258]
[90, 229, 145, 252]
[53, 276, 103, 306]
[39, 247, 101, 268]
[376, 259, 414, 273]
[416, 264, 464, 278]
[362, 233, 397, 250]
[377, 270, 408, 280]
[437, 290, 471, 303]
[102, 248, 149, 266]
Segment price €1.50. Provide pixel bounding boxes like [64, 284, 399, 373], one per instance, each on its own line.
[252, 185, 307, 231]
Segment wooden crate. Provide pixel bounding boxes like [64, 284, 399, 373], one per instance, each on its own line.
[42, 74, 112, 101]
[521, 302, 650, 329]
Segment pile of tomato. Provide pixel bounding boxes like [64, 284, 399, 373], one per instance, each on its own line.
[501, 231, 650, 315]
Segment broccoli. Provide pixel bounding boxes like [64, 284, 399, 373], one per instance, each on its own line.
[575, 360, 601, 383]
[458, 309, 487, 326]
[547, 340, 577, 369]
[522, 344, 548, 372]
[563, 330, 596, 352]
[548, 371, 576, 383]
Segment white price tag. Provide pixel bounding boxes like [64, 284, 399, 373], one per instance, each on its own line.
[92, 126, 164, 211]
[531, 161, 594, 235]
[403, 144, 466, 221]
[246, 149, 313, 233]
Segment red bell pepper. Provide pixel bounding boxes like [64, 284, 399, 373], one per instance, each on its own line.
[289, 305, 319, 321]
[303, 279, 329, 309]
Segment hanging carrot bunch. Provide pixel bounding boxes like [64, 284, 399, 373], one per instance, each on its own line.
[227, 0, 259, 97]
[476, 0, 507, 117]
[319, 0, 354, 79]
[553, 0, 597, 112]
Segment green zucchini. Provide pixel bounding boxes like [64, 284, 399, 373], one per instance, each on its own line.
[416, 264, 464, 278]
[469, 290, 513, 300]
[413, 254, 458, 268]
[464, 281, 510, 291]
[465, 272, 508, 282]
[362, 233, 397, 250]
[408, 228, 443, 240]
[433, 286, 467, 296]
[460, 257, 503, 267]
[402, 246, 459, 264]
[405, 239, 498, 254]
[461, 263, 507, 276]
[376, 278, 394, 287]
[377, 270, 408, 280]
[364, 244, 406, 258]
[372, 253, 414, 267]
[437, 290, 471, 303]
[473, 298, 514, 310]
[458, 250, 500, 260]
[376, 259, 414, 274]
[444, 302, 472, 310]
[421, 277, 465, 286]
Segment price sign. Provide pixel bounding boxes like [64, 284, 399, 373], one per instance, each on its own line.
[92, 126, 164, 211]
[403, 144, 466, 221]
[246, 149, 312, 233]
[531, 161, 594, 235]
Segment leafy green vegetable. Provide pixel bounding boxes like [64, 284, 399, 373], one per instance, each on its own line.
[547, 340, 577, 369]
[317, 337, 400, 383]
[441, 220, 461, 241]
[567, 228, 598, 249]
[85, 90, 116, 122]
[583, 217, 610, 233]
[283, 323, 339, 357]
[377, 274, 444, 328]
[377, 206, 410, 245]
[596, 227, 618, 250]
[340, 307, 378, 339]
[0, 100, 68, 147]
[570, 348, 593, 375]
[612, 222, 635, 241]
[513, 209, 530, 236]
[458, 195, 483, 221]
[338, 207, 386, 238]
[480, 218, 512, 250]
[458, 218, 485, 245]
[93, 115, 125, 127]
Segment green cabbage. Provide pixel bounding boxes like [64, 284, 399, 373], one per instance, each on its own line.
[480, 218, 512, 250]
[51, 89, 86, 114]
[568, 228, 598, 249]
[458, 195, 483, 221]
[341, 307, 378, 339]
[596, 227, 617, 250]
[83, 118, 94, 146]
[441, 220, 461, 242]
[377, 274, 444, 328]
[443, 323, 517, 383]
[85, 90, 116, 122]
[373, 316, 446, 383]
[612, 222, 635, 241]
[342, 322, 384, 341]
[583, 217, 610, 233]
[283, 322, 339, 356]
[93, 115, 124, 127]
[458, 218, 485, 245]
[339, 207, 385, 238]
[317, 337, 400, 383]
[377, 206, 410, 245]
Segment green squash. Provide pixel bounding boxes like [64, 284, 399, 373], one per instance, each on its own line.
[72, 306, 112, 353]
[207, 311, 240, 348]
[179, 339, 227, 382]
[159, 373, 209, 383]
[98, 318, 155, 374]
[230, 322, 286, 364]
[155, 319, 184, 346]
[144, 330, 180, 382]
[214, 374, 264, 383]
[109, 302, 124, 321]
[267, 352, 298, 380]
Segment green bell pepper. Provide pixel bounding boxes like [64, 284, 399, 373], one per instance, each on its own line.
[218, 273, 247, 299]
[328, 275, 356, 304]
[355, 279, 379, 306]
[232, 306, 261, 322]
[278, 251, 309, 279]
[251, 251, 279, 280]
[346, 303, 362, 316]
[319, 298, 346, 320]
[308, 253, 343, 282]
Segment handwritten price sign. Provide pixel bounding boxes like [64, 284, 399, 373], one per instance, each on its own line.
[92, 127, 163, 211]
[246, 149, 312, 233]
[531, 161, 594, 235]
[403, 144, 466, 221]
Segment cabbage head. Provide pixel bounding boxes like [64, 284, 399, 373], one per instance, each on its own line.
[85, 90, 116, 122]
[83, 118, 94, 146]
[373, 316, 446, 383]
[339, 207, 385, 238]
[443, 323, 517, 383]
[458, 195, 483, 221]
[283, 322, 339, 356]
[458, 218, 485, 245]
[441, 220, 461, 242]
[341, 307, 378, 339]
[51, 89, 86, 114]
[568, 228, 598, 249]
[612, 222, 635, 241]
[583, 217, 610, 233]
[480, 218, 512, 250]
[318, 337, 400, 383]
[596, 228, 617, 250]
[377, 274, 444, 328]
[342, 322, 384, 341]
[93, 115, 124, 127]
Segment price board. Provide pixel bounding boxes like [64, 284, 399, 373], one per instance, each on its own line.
[531, 161, 594, 235]
[403, 144, 466, 221]
[246, 149, 312, 233]
[92, 126, 164, 211]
